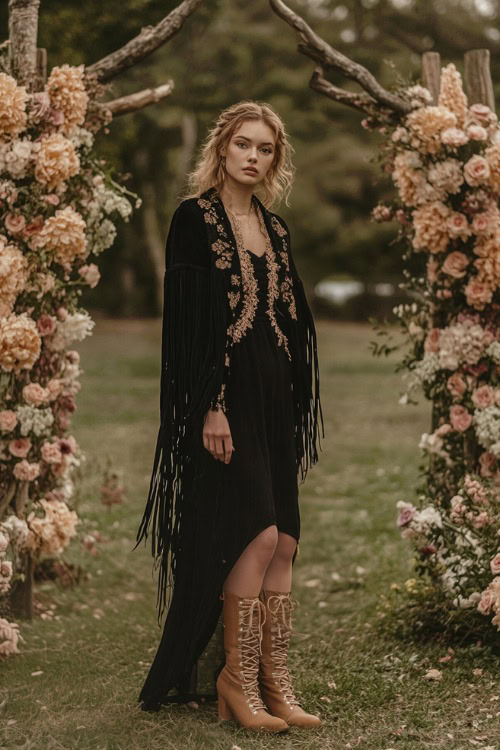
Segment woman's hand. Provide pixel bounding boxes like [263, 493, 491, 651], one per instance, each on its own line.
[203, 407, 235, 464]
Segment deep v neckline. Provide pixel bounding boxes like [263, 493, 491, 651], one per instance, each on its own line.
[245, 249, 266, 259]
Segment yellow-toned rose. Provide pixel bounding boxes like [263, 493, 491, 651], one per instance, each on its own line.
[34, 132, 80, 191]
[0, 72, 28, 140]
[47, 64, 88, 135]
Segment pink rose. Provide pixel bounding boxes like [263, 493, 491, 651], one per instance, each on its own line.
[469, 103, 494, 124]
[0, 410, 17, 432]
[78, 263, 101, 289]
[441, 251, 470, 278]
[446, 213, 470, 240]
[479, 451, 497, 478]
[4, 212, 26, 234]
[397, 506, 416, 527]
[41, 441, 63, 464]
[46, 378, 63, 400]
[478, 589, 495, 615]
[472, 385, 495, 409]
[465, 278, 493, 310]
[464, 155, 490, 186]
[450, 405, 472, 432]
[471, 511, 489, 529]
[42, 194, 60, 206]
[8, 437, 31, 458]
[490, 553, 500, 575]
[37, 314, 57, 337]
[472, 212, 492, 235]
[57, 307, 68, 321]
[23, 382, 49, 406]
[447, 373, 467, 398]
[467, 125, 488, 141]
[13, 459, 40, 481]
[424, 328, 441, 353]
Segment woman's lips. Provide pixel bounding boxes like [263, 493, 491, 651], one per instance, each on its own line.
[243, 167, 258, 174]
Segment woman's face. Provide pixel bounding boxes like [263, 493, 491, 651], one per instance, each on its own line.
[222, 119, 276, 186]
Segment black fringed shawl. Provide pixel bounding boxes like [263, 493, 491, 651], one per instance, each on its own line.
[135, 186, 324, 624]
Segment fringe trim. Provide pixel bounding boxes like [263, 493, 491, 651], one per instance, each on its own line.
[288, 278, 325, 484]
[134, 263, 228, 623]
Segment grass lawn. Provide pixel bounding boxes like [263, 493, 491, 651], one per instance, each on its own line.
[2, 317, 499, 750]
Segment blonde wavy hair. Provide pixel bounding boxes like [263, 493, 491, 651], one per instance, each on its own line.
[181, 100, 295, 210]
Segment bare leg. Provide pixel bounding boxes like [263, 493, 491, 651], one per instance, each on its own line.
[223, 525, 278, 598]
[261, 532, 297, 592]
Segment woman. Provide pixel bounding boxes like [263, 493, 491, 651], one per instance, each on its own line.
[135, 100, 324, 732]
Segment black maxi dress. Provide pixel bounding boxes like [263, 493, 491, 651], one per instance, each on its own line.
[136, 193, 320, 711]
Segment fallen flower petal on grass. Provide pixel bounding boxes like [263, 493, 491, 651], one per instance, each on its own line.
[424, 668, 442, 681]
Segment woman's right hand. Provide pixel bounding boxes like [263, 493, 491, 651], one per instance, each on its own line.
[203, 407, 235, 464]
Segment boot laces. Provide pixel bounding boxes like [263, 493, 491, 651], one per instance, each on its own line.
[238, 597, 267, 711]
[267, 593, 301, 707]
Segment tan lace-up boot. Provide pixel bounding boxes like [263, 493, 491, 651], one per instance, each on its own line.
[258, 589, 322, 728]
[216, 590, 289, 732]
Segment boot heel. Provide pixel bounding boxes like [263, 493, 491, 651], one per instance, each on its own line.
[217, 693, 233, 721]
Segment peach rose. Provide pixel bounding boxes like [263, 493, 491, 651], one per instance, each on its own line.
[4, 213, 26, 234]
[446, 213, 471, 241]
[441, 250, 470, 278]
[467, 125, 488, 141]
[41, 441, 63, 464]
[12, 459, 40, 481]
[472, 385, 495, 409]
[78, 263, 100, 289]
[424, 328, 441, 353]
[42, 194, 60, 206]
[472, 212, 492, 235]
[464, 155, 490, 186]
[478, 588, 495, 615]
[450, 405, 472, 432]
[8, 437, 31, 458]
[447, 373, 467, 398]
[0, 410, 17, 432]
[490, 553, 500, 575]
[46, 378, 63, 400]
[465, 278, 493, 310]
[23, 382, 49, 406]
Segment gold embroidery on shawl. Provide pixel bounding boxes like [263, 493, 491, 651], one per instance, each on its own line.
[228, 290, 240, 309]
[228, 211, 259, 344]
[254, 205, 291, 359]
[271, 215, 287, 237]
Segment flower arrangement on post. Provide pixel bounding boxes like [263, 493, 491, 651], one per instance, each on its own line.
[369, 63, 500, 631]
[0, 64, 140, 657]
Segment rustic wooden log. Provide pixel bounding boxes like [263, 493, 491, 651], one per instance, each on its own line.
[464, 49, 496, 111]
